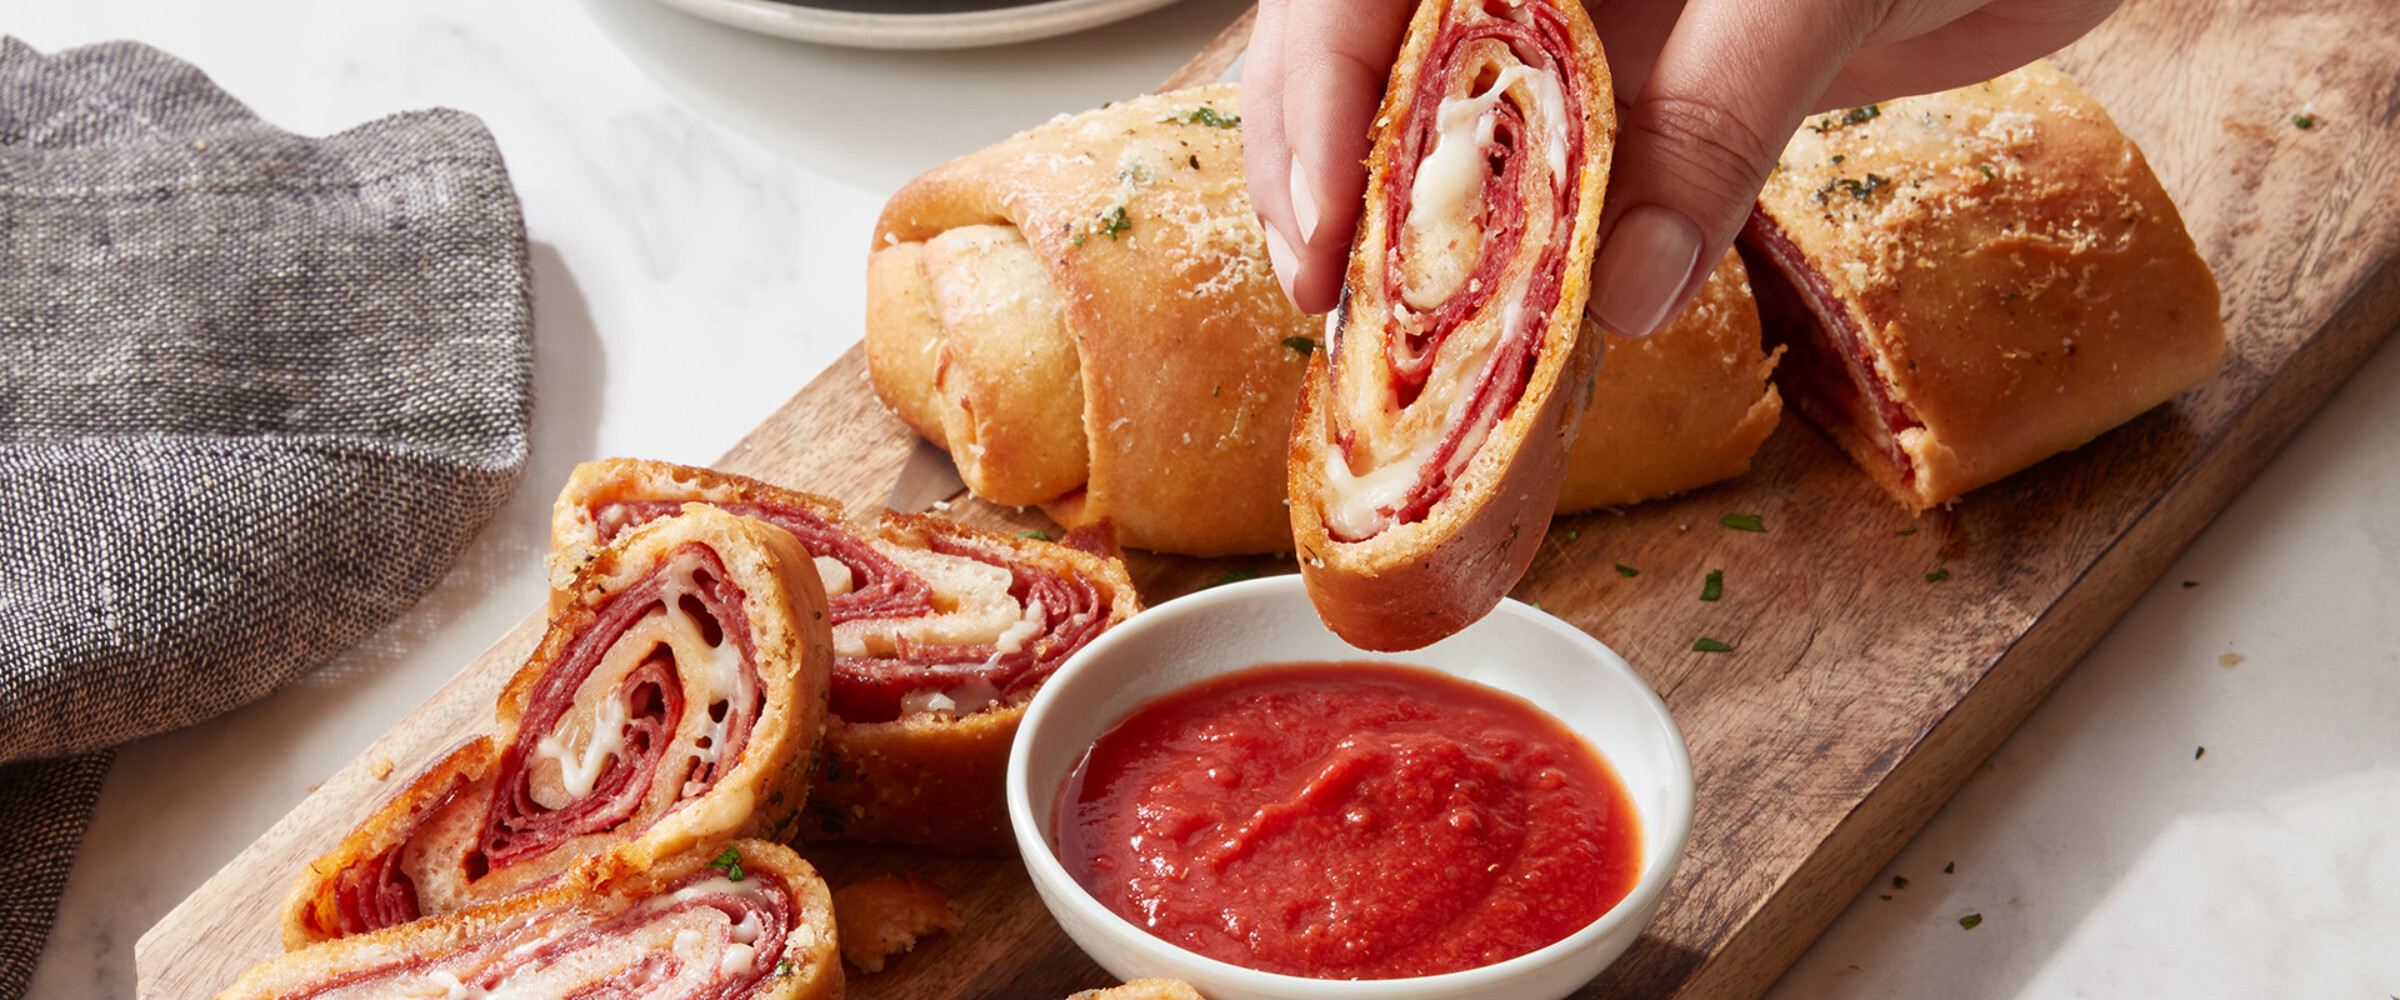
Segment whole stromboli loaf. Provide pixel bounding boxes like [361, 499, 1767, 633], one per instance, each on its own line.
[866, 83, 1780, 556]
[228, 840, 840, 1000]
[281, 507, 833, 947]
[1741, 60, 2223, 511]
[1289, 0, 1614, 650]
[551, 458, 1140, 853]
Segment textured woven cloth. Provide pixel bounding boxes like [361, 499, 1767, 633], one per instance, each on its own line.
[0, 38, 533, 997]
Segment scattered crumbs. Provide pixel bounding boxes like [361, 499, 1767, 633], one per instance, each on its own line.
[1283, 335, 1319, 356]
[1894, 527, 1917, 536]
[1692, 637, 1734, 653]
[1678, 523, 1691, 533]
[2196, 746, 2207, 759]
[929, 499, 951, 512]
[1926, 568, 1951, 583]
[2291, 113, 2318, 129]
[1892, 875, 1910, 890]
[1700, 569, 1723, 602]
[1944, 862, 1956, 874]
[306, 781, 324, 793]
[1720, 513, 1765, 533]
[370, 757, 394, 781]
[2182, 579, 2199, 588]
[2219, 652, 2244, 668]
[1615, 564, 1640, 578]
[1959, 913, 1983, 930]
[1018, 530, 1051, 541]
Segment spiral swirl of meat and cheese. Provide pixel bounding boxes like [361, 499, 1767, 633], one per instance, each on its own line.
[1289, 0, 1613, 651]
[231, 841, 839, 1000]
[551, 458, 1139, 854]
[282, 508, 831, 947]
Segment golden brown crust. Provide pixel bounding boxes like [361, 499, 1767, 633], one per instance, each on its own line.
[1751, 60, 2223, 510]
[802, 510, 1139, 853]
[550, 457, 850, 613]
[234, 841, 841, 1000]
[866, 84, 1318, 556]
[282, 507, 833, 947]
[1557, 252, 1782, 511]
[1290, 0, 1614, 651]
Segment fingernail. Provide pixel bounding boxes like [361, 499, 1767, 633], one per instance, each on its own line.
[1263, 222, 1301, 306]
[1288, 154, 1321, 245]
[1589, 205, 1704, 337]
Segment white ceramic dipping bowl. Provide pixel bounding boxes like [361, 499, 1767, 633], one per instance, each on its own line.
[1007, 574, 1696, 1000]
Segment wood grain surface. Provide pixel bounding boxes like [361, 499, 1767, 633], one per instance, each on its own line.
[139, 0, 2400, 997]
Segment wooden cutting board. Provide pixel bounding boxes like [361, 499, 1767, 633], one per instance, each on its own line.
[138, 0, 2400, 997]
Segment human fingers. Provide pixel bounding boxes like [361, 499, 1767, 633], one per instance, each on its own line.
[1242, 0, 1411, 314]
[1583, 0, 1885, 338]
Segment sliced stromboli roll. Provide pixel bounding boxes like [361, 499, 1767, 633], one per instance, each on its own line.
[1289, 0, 1614, 650]
[1739, 61, 2223, 511]
[866, 84, 1318, 557]
[282, 507, 832, 947]
[1557, 251, 1782, 512]
[811, 510, 1136, 852]
[550, 458, 1140, 853]
[229, 840, 840, 1000]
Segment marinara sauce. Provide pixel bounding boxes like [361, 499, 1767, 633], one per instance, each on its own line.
[1055, 661, 1640, 979]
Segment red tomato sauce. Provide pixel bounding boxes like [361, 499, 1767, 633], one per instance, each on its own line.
[1055, 661, 1640, 979]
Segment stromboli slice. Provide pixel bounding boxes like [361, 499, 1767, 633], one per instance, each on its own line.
[228, 840, 839, 1000]
[551, 458, 1139, 853]
[1290, 0, 1613, 650]
[1739, 61, 2223, 511]
[282, 507, 832, 946]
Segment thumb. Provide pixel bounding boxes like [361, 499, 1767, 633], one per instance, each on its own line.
[1585, 0, 1880, 336]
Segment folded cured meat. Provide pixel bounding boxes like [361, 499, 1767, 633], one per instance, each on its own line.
[1740, 60, 2223, 511]
[282, 507, 832, 946]
[227, 840, 840, 1000]
[1557, 251, 1782, 513]
[1288, 0, 1613, 650]
[551, 458, 1140, 853]
[866, 83, 1318, 557]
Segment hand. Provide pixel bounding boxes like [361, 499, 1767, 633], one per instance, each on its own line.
[1243, 0, 2122, 334]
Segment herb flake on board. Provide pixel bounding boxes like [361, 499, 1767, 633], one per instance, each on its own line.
[1615, 564, 1639, 578]
[1959, 913, 1984, 930]
[1720, 513, 1766, 533]
[1212, 567, 1259, 588]
[1700, 569, 1723, 602]
[1692, 637, 1734, 653]
[1926, 568, 1951, 583]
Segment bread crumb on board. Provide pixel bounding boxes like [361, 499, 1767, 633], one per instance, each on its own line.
[1065, 979, 1203, 1000]
[832, 874, 963, 973]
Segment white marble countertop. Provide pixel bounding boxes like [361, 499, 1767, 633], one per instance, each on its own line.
[14, 1, 2398, 997]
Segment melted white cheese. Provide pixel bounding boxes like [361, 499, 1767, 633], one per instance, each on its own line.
[533, 694, 629, 800]
[1402, 64, 1567, 276]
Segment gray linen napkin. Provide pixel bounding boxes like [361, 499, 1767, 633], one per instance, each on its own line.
[0, 38, 533, 996]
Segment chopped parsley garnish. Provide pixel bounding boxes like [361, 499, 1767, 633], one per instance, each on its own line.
[2182, 580, 2199, 588]
[775, 960, 793, 977]
[707, 845, 746, 882]
[1098, 204, 1131, 240]
[1809, 104, 1881, 132]
[1895, 527, 1918, 536]
[1720, 513, 1765, 533]
[1692, 637, 1734, 653]
[1959, 913, 1984, 930]
[1169, 106, 1241, 128]
[2292, 113, 2318, 129]
[1892, 875, 1910, 890]
[2196, 746, 2206, 759]
[1812, 173, 1892, 205]
[1944, 862, 1955, 874]
[1700, 569, 1723, 602]
[1212, 567, 1259, 588]
[1018, 529, 1051, 540]
[1926, 568, 1951, 583]
[1614, 564, 1639, 578]
[1283, 335, 1320, 356]
[1565, 530, 1579, 541]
